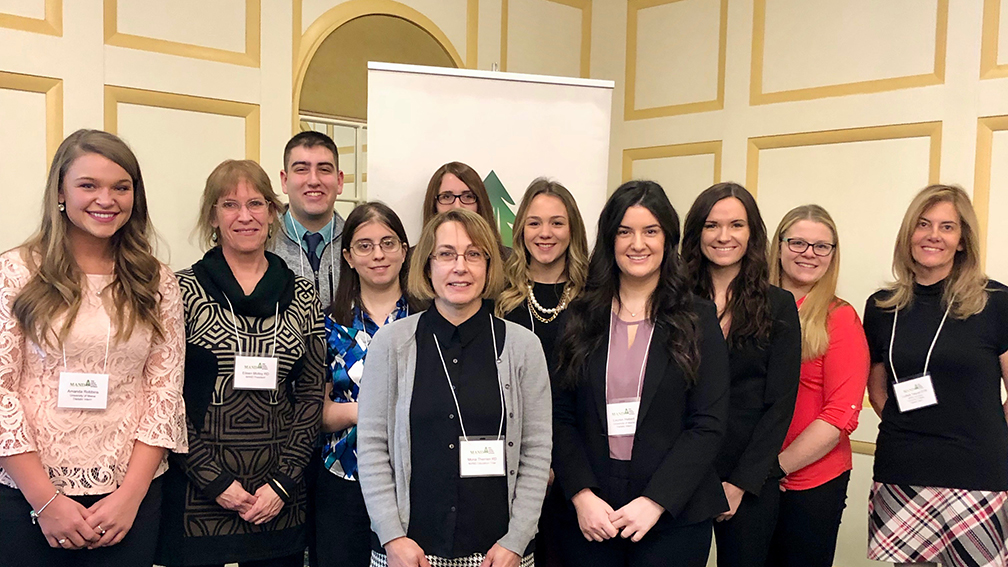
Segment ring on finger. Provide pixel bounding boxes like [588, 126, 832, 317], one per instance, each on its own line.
[97, 525, 106, 535]
[58, 538, 67, 545]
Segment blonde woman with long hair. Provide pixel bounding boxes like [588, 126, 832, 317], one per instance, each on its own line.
[862, 185, 1008, 567]
[765, 205, 869, 567]
[0, 129, 187, 567]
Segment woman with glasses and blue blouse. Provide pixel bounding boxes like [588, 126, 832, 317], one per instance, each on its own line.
[358, 208, 551, 567]
[314, 202, 419, 567]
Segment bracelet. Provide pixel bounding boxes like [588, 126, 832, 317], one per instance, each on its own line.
[30, 489, 61, 525]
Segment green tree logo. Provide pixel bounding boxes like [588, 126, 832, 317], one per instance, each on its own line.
[483, 170, 516, 245]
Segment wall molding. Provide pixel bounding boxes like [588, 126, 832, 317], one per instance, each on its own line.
[621, 140, 722, 183]
[0, 70, 63, 164]
[981, 0, 1008, 79]
[0, 0, 61, 36]
[624, 0, 727, 120]
[746, 122, 943, 198]
[467, 0, 479, 69]
[851, 440, 875, 456]
[973, 115, 1008, 269]
[104, 85, 260, 161]
[750, 0, 948, 105]
[501, 0, 591, 78]
[104, 0, 261, 67]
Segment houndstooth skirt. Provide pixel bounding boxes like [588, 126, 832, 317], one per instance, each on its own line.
[370, 550, 535, 567]
[868, 482, 1008, 567]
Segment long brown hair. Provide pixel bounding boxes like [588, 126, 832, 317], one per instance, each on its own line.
[496, 178, 589, 316]
[11, 129, 164, 347]
[769, 205, 843, 360]
[876, 184, 988, 318]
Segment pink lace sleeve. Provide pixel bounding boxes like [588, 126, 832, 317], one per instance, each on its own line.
[135, 264, 188, 453]
[0, 251, 36, 456]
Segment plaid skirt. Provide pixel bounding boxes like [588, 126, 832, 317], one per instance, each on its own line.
[868, 482, 1008, 567]
[371, 550, 535, 567]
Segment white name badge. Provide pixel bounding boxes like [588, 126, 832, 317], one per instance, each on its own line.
[459, 437, 506, 478]
[57, 372, 109, 410]
[606, 400, 640, 437]
[233, 355, 278, 390]
[893, 373, 938, 413]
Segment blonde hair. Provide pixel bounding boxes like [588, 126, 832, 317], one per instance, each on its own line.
[408, 208, 505, 303]
[496, 178, 589, 317]
[876, 184, 988, 318]
[769, 205, 843, 360]
[196, 160, 282, 250]
[11, 129, 163, 348]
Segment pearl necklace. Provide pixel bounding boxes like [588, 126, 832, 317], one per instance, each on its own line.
[528, 285, 571, 324]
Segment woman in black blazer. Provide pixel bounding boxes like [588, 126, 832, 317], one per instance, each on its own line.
[552, 180, 731, 567]
[681, 183, 801, 567]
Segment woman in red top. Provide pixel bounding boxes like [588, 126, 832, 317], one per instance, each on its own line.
[765, 205, 869, 567]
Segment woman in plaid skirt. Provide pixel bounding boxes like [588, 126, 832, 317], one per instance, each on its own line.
[863, 184, 1008, 567]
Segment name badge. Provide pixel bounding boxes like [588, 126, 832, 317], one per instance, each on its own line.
[893, 373, 938, 413]
[459, 437, 506, 477]
[57, 372, 109, 410]
[606, 400, 640, 437]
[233, 355, 278, 390]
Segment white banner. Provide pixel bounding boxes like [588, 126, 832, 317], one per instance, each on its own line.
[367, 62, 613, 246]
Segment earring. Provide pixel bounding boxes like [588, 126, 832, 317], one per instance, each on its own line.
[267, 225, 274, 239]
[211, 231, 218, 244]
[58, 202, 65, 212]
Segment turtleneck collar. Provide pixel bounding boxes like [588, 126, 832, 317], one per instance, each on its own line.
[192, 246, 295, 317]
[913, 277, 946, 297]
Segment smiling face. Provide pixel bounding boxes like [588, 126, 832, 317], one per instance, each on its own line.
[59, 152, 134, 246]
[280, 144, 343, 224]
[701, 197, 749, 270]
[911, 200, 962, 283]
[430, 221, 487, 314]
[344, 220, 407, 292]
[522, 194, 571, 277]
[435, 173, 479, 214]
[212, 179, 274, 256]
[614, 205, 665, 284]
[779, 220, 835, 293]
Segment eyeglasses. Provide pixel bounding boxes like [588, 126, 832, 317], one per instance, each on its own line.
[436, 192, 478, 206]
[217, 199, 269, 214]
[431, 249, 488, 264]
[783, 237, 835, 257]
[350, 236, 402, 256]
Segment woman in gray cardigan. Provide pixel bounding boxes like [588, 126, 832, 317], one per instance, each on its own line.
[358, 209, 552, 567]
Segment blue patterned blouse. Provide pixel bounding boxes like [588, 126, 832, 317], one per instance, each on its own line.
[321, 296, 410, 480]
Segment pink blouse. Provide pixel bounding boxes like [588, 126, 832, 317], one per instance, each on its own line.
[0, 249, 187, 495]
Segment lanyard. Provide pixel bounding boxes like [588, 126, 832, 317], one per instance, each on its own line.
[604, 311, 655, 402]
[888, 298, 952, 383]
[287, 213, 337, 301]
[63, 318, 112, 373]
[432, 313, 506, 442]
[223, 294, 280, 357]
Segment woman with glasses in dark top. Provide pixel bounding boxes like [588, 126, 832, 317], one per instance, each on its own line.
[422, 162, 510, 259]
[314, 202, 420, 567]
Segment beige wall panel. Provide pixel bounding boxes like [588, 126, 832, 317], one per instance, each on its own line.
[0, 0, 44, 19]
[0, 88, 47, 253]
[507, 0, 581, 77]
[756, 137, 933, 317]
[987, 130, 1008, 282]
[116, 0, 247, 53]
[302, 0, 346, 34]
[634, 0, 720, 110]
[478, 0, 502, 69]
[850, 406, 880, 446]
[761, 0, 939, 94]
[104, 47, 261, 104]
[631, 154, 717, 224]
[116, 104, 245, 269]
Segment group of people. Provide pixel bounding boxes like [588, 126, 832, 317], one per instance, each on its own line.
[0, 127, 1004, 567]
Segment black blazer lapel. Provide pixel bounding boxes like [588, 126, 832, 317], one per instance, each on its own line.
[637, 324, 669, 426]
[588, 338, 608, 432]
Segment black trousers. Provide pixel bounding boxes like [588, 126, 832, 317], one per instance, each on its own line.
[312, 468, 372, 567]
[766, 471, 850, 567]
[190, 552, 304, 567]
[0, 477, 162, 567]
[557, 460, 713, 567]
[712, 476, 780, 567]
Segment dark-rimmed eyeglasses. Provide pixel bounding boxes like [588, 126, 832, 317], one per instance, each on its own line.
[783, 238, 835, 257]
[436, 192, 478, 206]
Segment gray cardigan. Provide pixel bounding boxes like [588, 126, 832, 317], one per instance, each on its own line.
[357, 311, 552, 556]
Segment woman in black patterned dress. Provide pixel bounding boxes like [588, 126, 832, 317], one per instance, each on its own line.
[156, 160, 325, 567]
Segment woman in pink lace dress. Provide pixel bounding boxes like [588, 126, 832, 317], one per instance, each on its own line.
[0, 129, 187, 567]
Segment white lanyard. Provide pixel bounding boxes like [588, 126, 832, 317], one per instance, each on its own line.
[287, 214, 337, 294]
[223, 294, 279, 356]
[432, 313, 506, 442]
[888, 299, 952, 383]
[604, 311, 655, 401]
